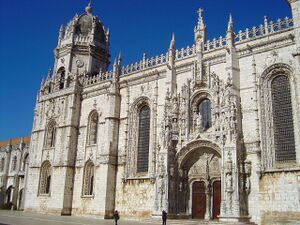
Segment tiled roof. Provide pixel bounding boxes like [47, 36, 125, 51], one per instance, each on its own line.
[0, 136, 31, 148]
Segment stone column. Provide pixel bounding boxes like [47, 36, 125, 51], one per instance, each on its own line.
[204, 182, 211, 220]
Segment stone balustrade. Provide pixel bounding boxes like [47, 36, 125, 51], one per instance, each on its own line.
[82, 16, 293, 87]
[235, 16, 293, 43]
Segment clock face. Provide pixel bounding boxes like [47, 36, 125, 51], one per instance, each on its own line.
[76, 59, 84, 68]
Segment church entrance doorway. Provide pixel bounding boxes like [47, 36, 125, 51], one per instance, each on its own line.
[192, 181, 206, 219]
[212, 180, 221, 219]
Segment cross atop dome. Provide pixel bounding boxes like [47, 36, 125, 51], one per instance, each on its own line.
[85, 1, 92, 14]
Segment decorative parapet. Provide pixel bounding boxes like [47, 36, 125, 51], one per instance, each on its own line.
[204, 36, 227, 52]
[83, 70, 113, 86]
[79, 16, 294, 87]
[203, 17, 293, 52]
[234, 17, 293, 43]
[120, 53, 168, 76]
[175, 45, 196, 60]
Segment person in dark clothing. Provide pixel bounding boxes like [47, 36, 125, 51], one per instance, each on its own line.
[162, 210, 167, 225]
[113, 210, 119, 225]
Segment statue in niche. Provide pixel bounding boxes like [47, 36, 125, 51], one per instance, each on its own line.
[245, 176, 251, 195]
[197, 111, 202, 132]
[226, 173, 233, 191]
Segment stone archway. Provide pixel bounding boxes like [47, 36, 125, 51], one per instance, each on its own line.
[18, 188, 23, 210]
[6, 186, 13, 204]
[176, 139, 221, 220]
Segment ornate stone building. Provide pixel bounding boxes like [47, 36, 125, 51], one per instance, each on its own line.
[0, 137, 30, 210]
[14, 1, 300, 224]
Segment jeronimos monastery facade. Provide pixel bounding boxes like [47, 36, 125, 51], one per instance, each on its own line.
[0, 1, 300, 224]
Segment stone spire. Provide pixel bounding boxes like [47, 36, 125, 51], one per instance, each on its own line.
[168, 33, 175, 66]
[194, 8, 206, 43]
[112, 52, 121, 81]
[227, 14, 233, 32]
[166, 33, 176, 97]
[169, 32, 175, 50]
[196, 8, 205, 31]
[226, 14, 235, 47]
[117, 52, 122, 66]
[46, 68, 52, 81]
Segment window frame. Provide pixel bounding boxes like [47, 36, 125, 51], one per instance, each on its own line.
[136, 105, 151, 173]
[87, 111, 99, 146]
[259, 63, 298, 169]
[44, 121, 57, 148]
[125, 97, 154, 179]
[39, 160, 52, 196]
[82, 160, 95, 197]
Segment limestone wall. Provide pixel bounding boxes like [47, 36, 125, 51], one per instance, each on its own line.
[115, 177, 155, 217]
[259, 170, 300, 223]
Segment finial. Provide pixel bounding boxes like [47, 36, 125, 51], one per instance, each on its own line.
[197, 8, 203, 21]
[85, 1, 92, 14]
[118, 52, 122, 65]
[197, 8, 205, 29]
[47, 68, 52, 80]
[169, 33, 175, 49]
[227, 13, 233, 31]
[113, 57, 117, 66]
[41, 77, 45, 86]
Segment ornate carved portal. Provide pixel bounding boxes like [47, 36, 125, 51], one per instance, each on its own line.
[176, 144, 221, 220]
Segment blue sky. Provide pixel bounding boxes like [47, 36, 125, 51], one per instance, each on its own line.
[0, 0, 291, 140]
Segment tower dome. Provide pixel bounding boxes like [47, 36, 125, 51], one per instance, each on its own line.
[54, 3, 110, 78]
[74, 4, 106, 44]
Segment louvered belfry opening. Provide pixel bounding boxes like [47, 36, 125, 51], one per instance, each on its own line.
[137, 105, 150, 173]
[271, 75, 296, 162]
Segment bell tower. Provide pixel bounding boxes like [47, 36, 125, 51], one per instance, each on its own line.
[54, 3, 110, 80]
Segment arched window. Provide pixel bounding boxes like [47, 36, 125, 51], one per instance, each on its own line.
[0, 157, 5, 172]
[82, 161, 94, 196]
[137, 105, 150, 173]
[45, 121, 56, 148]
[87, 111, 98, 145]
[57, 67, 65, 90]
[11, 156, 17, 171]
[197, 99, 212, 129]
[22, 153, 29, 172]
[39, 161, 52, 194]
[271, 75, 296, 162]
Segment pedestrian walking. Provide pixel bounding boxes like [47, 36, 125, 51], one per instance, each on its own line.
[113, 210, 119, 225]
[162, 210, 167, 225]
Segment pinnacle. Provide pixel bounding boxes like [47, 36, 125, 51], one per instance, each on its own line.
[169, 32, 175, 49]
[227, 13, 233, 31]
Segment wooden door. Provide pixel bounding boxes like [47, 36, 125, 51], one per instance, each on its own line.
[192, 181, 206, 219]
[213, 180, 221, 219]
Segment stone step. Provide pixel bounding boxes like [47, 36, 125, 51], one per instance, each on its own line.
[140, 218, 257, 225]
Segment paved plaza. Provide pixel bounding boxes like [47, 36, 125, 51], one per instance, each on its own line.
[0, 210, 161, 225]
